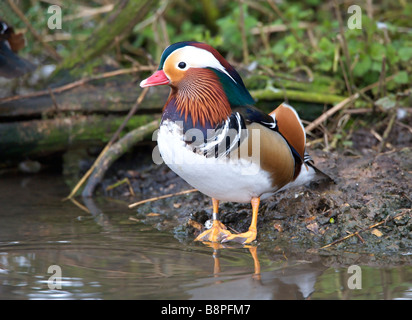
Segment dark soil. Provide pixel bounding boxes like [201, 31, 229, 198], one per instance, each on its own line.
[99, 117, 412, 256]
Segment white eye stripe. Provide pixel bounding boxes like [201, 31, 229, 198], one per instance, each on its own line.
[165, 46, 237, 83]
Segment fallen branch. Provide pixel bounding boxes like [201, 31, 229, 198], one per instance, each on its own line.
[320, 209, 410, 250]
[64, 87, 150, 200]
[250, 88, 346, 105]
[0, 114, 155, 160]
[0, 66, 154, 104]
[81, 119, 159, 198]
[129, 189, 198, 209]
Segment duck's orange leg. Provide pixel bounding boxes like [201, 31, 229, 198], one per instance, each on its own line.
[195, 198, 231, 242]
[222, 197, 259, 244]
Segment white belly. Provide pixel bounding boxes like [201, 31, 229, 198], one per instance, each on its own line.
[157, 122, 274, 203]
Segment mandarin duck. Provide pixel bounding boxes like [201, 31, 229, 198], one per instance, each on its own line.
[141, 41, 331, 244]
[0, 20, 35, 78]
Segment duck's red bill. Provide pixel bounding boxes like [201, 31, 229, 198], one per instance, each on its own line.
[140, 70, 169, 87]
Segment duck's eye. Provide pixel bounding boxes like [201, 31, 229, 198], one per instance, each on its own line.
[178, 62, 186, 69]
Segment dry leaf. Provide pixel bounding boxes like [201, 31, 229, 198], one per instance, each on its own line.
[371, 228, 383, 237]
[306, 222, 319, 234]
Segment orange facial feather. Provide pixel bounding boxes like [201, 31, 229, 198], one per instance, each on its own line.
[169, 68, 231, 128]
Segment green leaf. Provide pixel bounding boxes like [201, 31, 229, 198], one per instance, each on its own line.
[375, 95, 397, 110]
[398, 47, 412, 62]
[271, 41, 286, 56]
[318, 37, 333, 52]
[371, 61, 383, 72]
[394, 71, 409, 84]
[385, 45, 400, 64]
[353, 55, 372, 77]
[370, 42, 385, 60]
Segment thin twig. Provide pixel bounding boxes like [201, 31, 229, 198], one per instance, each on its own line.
[360, 73, 396, 93]
[134, 0, 169, 33]
[378, 55, 387, 99]
[366, 0, 373, 19]
[370, 128, 383, 142]
[250, 22, 314, 35]
[63, 4, 114, 21]
[378, 111, 397, 153]
[63, 144, 110, 201]
[108, 87, 149, 146]
[346, 230, 365, 244]
[338, 45, 352, 97]
[396, 120, 412, 134]
[344, 108, 373, 114]
[159, 15, 170, 47]
[128, 189, 198, 208]
[68, 197, 91, 214]
[257, 23, 271, 54]
[305, 93, 359, 133]
[333, 0, 354, 95]
[47, 87, 59, 110]
[106, 178, 136, 197]
[238, 0, 249, 64]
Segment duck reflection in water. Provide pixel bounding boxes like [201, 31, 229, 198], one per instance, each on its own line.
[192, 242, 326, 300]
[206, 243, 261, 281]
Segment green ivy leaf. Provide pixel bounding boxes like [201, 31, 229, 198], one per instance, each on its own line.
[398, 47, 412, 62]
[394, 71, 409, 84]
[370, 42, 385, 60]
[353, 55, 372, 77]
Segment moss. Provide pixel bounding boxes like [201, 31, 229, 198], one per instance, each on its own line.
[0, 114, 158, 161]
[250, 88, 345, 105]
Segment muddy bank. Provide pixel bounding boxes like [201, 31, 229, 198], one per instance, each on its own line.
[97, 124, 412, 257]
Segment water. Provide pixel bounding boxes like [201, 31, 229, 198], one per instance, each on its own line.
[0, 173, 411, 300]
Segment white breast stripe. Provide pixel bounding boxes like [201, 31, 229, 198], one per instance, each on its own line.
[198, 112, 245, 158]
